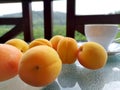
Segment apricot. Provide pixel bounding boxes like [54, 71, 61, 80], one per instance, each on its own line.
[18, 45, 62, 87]
[77, 42, 108, 70]
[29, 38, 52, 48]
[57, 37, 78, 64]
[5, 38, 29, 53]
[0, 44, 23, 82]
[50, 35, 64, 50]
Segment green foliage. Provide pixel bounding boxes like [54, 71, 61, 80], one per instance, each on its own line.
[15, 32, 24, 40]
[33, 27, 44, 39]
[115, 32, 120, 43]
[0, 11, 120, 42]
[0, 25, 13, 37]
[53, 25, 66, 36]
[75, 31, 86, 41]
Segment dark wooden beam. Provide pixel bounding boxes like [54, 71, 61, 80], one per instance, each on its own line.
[75, 14, 120, 24]
[66, 0, 75, 38]
[22, 0, 34, 42]
[0, 18, 22, 25]
[0, 21, 23, 43]
[44, 0, 53, 40]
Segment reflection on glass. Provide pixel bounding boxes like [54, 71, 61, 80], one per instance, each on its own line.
[58, 64, 78, 88]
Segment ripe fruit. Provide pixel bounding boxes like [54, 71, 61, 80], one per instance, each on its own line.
[57, 37, 78, 64]
[0, 44, 22, 82]
[18, 45, 62, 87]
[50, 35, 64, 50]
[29, 38, 52, 48]
[5, 38, 29, 53]
[77, 42, 108, 70]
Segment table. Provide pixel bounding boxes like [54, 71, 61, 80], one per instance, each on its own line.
[0, 43, 120, 90]
[43, 55, 120, 90]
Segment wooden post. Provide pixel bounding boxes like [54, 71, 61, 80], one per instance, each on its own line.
[66, 0, 75, 38]
[44, 0, 53, 40]
[22, 0, 34, 42]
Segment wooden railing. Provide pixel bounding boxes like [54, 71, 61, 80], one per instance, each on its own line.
[0, 0, 53, 43]
[66, 0, 120, 38]
[1, 0, 120, 43]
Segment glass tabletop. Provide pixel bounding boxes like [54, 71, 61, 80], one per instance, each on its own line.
[0, 43, 120, 90]
[42, 55, 120, 90]
[1, 55, 120, 90]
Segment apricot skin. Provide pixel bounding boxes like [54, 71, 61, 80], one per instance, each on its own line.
[50, 35, 64, 50]
[77, 42, 108, 70]
[0, 44, 23, 82]
[57, 37, 78, 64]
[18, 45, 62, 87]
[29, 38, 52, 49]
[5, 38, 29, 53]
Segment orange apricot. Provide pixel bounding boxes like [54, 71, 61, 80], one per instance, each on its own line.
[5, 38, 29, 53]
[29, 38, 52, 48]
[18, 45, 62, 87]
[0, 44, 23, 82]
[57, 37, 78, 64]
[77, 42, 108, 70]
[50, 35, 64, 50]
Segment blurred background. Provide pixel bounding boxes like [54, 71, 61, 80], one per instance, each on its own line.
[0, 0, 120, 41]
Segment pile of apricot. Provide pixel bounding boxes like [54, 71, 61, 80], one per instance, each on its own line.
[0, 35, 108, 87]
